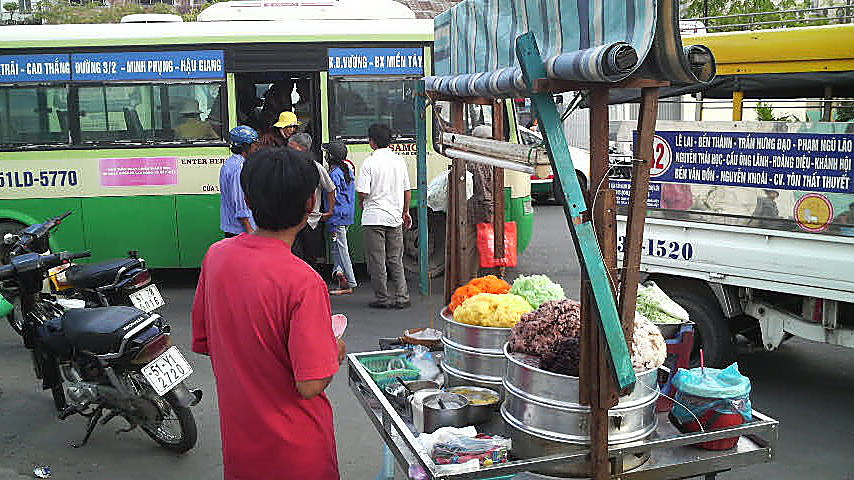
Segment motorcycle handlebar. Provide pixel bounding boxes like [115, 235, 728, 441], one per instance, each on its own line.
[9, 211, 74, 255]
[0, 250, 91, 282]
[63, 251, 91, 261]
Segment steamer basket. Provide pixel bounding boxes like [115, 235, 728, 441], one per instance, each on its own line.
[441, 307, 511, 351]
[440, 307, 512, 393]
[501, 343, 659, 477]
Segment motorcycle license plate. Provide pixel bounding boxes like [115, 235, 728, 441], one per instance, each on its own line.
[130, 284, 165, 312]
[141, 346, 193, 396]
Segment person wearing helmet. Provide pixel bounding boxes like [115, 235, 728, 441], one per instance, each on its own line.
[220, 126, 260, 237]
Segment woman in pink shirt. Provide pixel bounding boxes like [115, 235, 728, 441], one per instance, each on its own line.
[192, 147, 345, 480]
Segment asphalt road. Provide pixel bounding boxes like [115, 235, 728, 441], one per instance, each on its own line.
[0, 204, 852, 479]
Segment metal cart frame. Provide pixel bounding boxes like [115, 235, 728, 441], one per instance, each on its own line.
[348, 350, 778, 480]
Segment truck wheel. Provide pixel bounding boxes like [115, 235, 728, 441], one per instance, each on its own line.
[655, 280, 735, 368]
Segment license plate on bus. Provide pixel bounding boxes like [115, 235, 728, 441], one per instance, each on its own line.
[141, 346, 193, 396]
[130, 284, 165, 312]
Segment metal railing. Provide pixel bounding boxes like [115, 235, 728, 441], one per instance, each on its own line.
[683, 4, 854, 32]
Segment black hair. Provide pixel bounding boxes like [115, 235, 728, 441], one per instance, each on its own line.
[368, 123, 394, 148]
[328, 156, 352, 184]
[240, 147, 319, 231]
[230, 144, 251, 156]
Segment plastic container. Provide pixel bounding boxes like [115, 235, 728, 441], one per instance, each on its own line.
[358, 355, 420, 388]
[670, 404, 745, 450]
[670, 364, 752, 451]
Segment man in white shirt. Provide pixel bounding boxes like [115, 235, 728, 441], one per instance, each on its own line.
[356, 124, 411, 309]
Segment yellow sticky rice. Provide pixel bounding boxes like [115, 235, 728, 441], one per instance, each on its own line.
[453, 293, 533, 328]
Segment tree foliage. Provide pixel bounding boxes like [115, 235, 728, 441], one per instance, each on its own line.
[681, 0, 826, 31]
[32, 0, 177, 24]
[29, 0, 227, 23]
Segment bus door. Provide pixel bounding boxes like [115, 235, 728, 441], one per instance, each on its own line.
[234, 72, 322, 151]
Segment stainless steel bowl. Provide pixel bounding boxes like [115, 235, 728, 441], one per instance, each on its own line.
[422, 392, 470, 433]
[447, 386, 500, 425]
[384, 380, 441, 414]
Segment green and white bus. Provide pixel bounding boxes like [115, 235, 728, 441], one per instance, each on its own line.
[0, 0, 534, 268]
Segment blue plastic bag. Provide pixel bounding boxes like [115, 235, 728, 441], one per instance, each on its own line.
[671, 363, 752, 424]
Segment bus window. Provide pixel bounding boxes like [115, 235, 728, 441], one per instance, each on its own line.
[0, 86, 69, 147]
[329, 78, 416, 141]
[75, 83, 223, 145]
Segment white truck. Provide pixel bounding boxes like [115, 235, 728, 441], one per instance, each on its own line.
[612, 120, 854, 366]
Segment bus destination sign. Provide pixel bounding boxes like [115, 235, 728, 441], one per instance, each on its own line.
[328, 47, 423, 76]
[0, 50, 225, 83]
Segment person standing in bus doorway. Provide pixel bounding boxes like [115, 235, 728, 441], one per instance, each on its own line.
[219, 126, 259, 238]
[289, 133, 336, 272]
[192, 147, 345, 480]
[258, 111, 300, 149]
[323, 141, 358, 295]
[357, 124, 411, 309]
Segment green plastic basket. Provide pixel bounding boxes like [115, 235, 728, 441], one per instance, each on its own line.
[359, 355, 420, 388]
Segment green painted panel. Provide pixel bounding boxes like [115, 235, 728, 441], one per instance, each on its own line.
[81, 196, 179, 267]
[0, 198, 86, 254]
[176, 194, 222, 267]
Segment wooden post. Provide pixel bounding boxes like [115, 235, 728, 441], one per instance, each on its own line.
[444, 101, 468, 303]
[584, 86, 619, 480]
[492, 100, 506, 276]
[617, 87, 661, 352]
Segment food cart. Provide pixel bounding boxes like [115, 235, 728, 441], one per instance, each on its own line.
[349, 0, 779, 477]
[347, 349, 778, 479]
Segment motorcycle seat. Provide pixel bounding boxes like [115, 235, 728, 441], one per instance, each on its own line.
[64, 258, 142, 289]
[60, 306, 150, 354]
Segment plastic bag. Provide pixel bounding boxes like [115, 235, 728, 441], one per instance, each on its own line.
[432, 434, 511, 467]
[671, 363, 753, 424]
[409, 345, 441, 383]
[426, 171, 474, 213]
[637, 281, 690, 324]
[477, 221, 518, 267]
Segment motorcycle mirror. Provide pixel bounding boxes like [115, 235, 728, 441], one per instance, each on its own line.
[3, 233, 19, 245]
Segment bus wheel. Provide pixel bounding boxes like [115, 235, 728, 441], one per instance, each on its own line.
[654, 278, 736, 368]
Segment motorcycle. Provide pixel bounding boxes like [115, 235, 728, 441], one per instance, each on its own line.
[3, 211, 164, 336]
[0, 250, 201, 452]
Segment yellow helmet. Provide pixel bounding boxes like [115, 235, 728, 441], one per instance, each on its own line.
[272, 111, 300, 128]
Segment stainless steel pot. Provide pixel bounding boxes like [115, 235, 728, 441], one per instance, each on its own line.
[422, 392, 470, 433]
[506, 424, 651, 477]
[441, 307, 510, 392]
[501, 343, 659, 476]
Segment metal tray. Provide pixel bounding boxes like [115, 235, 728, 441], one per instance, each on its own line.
[348, 349, 779, 480]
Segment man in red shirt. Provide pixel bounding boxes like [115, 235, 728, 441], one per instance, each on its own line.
[192, 147, 345, 480]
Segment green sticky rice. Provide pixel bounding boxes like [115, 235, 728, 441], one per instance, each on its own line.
[510, 274, 566, 309]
